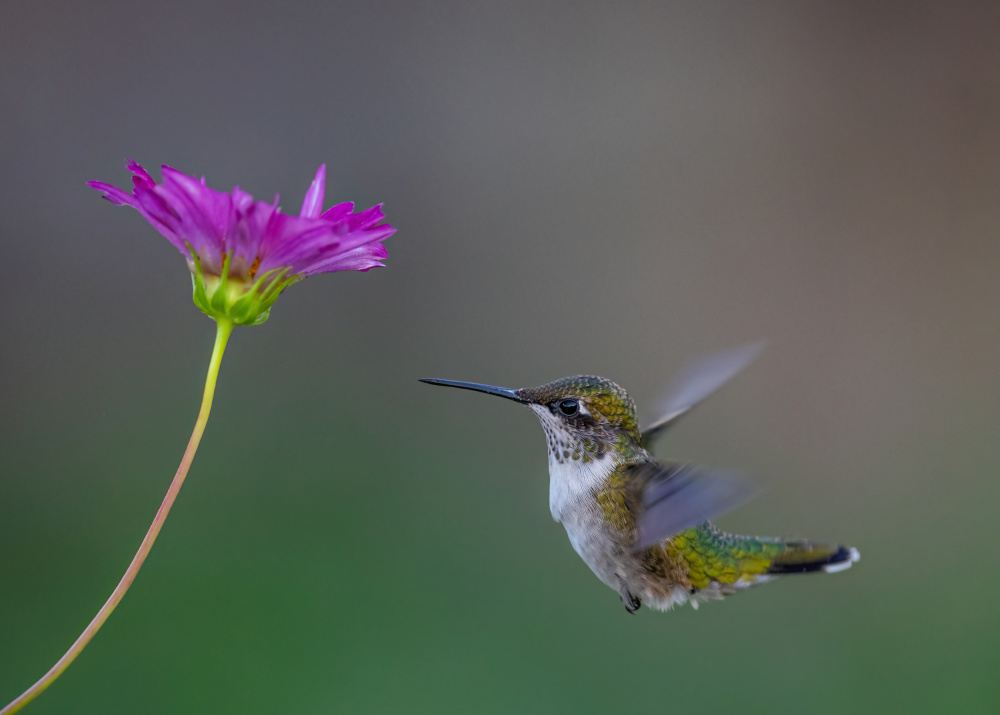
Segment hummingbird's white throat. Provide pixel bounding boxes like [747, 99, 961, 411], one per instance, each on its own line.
[528, 404, 616, 522]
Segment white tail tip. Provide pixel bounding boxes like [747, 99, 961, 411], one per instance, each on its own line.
[822, 547, 861, 574]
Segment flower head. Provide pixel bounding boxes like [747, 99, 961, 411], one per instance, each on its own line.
[88, 161, 395, 325]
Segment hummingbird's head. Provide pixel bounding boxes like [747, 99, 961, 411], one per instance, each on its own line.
[420, 375, 643, 465]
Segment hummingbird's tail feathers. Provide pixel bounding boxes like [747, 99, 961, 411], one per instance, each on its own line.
[765, 541, 861, 575]
[659, 525, 860, 607]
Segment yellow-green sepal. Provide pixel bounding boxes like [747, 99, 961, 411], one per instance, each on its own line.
[189, 247, 300, 326]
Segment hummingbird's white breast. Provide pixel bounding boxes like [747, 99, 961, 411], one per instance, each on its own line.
[527, 404, 632, 596]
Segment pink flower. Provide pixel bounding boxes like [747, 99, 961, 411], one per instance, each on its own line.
[88, 161, 395, 324]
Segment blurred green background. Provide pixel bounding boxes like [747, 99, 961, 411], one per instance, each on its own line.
[2, 1, 999, 712]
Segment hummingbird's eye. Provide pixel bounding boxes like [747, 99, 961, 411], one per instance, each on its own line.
[558, 399, 579, 416]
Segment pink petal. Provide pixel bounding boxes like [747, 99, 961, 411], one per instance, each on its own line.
[320, 201, 354, 221]
[302, 242, 389, 275]
[299, 165, 326, 218]
[87, 180, 136, 207]
[126, 159, 156, 190]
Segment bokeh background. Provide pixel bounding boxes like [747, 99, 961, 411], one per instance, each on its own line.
[2, 2, 999, 712]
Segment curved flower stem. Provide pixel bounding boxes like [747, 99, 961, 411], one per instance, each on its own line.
[2, 318, 236, 714]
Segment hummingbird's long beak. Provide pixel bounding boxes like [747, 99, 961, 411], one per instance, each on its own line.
[419, 378, 529, 403]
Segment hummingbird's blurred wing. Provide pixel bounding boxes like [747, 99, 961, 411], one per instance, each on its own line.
[631, 462, 758, 551]
[640, 341, 765, 448]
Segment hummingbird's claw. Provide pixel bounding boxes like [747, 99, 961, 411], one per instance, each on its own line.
[615, 573, 641, 614]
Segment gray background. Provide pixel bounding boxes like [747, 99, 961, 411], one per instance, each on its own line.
[2, 2, 999, 712]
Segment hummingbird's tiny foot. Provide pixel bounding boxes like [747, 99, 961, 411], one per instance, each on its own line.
[614, 573, 641, 614]
[624, 595, 641, 614]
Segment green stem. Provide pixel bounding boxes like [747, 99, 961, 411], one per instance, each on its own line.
[2, 318, 236, 714]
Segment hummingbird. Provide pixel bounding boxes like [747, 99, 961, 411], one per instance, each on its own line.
[421, 344, 859, 613]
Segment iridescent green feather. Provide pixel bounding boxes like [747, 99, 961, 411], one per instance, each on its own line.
[666, 524, 850, 590]
[666, 525, 784, 589]
[521, 376, 640, 439]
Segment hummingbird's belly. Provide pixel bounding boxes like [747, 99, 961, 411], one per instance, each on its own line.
[547, 451, 689, 608]
[560, 504, 693, 611]
[560, 508, 651, 590]
[561, 517, 623, 590]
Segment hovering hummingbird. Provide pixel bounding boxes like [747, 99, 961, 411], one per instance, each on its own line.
[421, 344, 859, 613]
